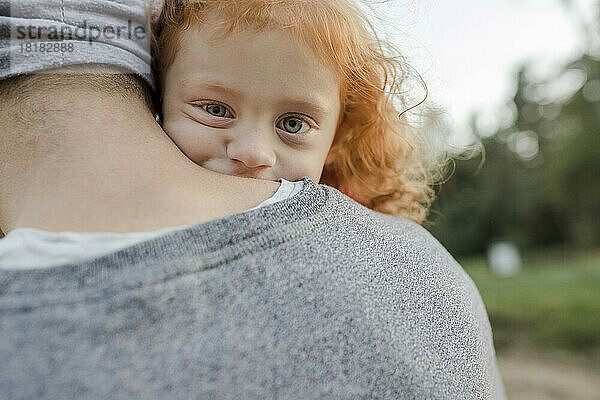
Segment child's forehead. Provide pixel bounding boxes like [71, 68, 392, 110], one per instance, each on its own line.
[177, 28, 338, 85]
[182, 10, 342, 73]
[179, 20, 339, 76]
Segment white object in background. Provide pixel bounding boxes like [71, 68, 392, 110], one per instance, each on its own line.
[487, 241, 522, 277]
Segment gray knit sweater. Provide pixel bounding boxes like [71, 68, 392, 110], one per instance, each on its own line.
[0, 177, 506, 399]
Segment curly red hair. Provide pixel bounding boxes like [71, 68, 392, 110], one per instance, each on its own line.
[152, 0, 440, 224]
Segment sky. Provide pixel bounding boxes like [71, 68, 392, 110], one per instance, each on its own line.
[368, 0, 597, 145]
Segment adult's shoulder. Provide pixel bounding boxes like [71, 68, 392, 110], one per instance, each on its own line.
[319, 184, 506, 399]
[322, 183, 475, 287]
[322, 183, 489, 329]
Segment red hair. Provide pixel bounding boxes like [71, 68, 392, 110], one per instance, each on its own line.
[152, 0, 440, 223]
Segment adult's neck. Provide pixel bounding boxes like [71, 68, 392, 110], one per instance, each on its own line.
[0, 74, 279, 234]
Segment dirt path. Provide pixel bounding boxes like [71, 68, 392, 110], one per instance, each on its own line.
[497, 348, 600, 400]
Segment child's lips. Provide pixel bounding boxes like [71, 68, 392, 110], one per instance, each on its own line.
[236, 171, 272, 180]
[201, 160, 273, 181]
[218, 167, 271, 181]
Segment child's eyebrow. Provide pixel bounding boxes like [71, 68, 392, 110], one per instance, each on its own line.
[182, 79, 245, 100]
[181, 78, 334, 117]
[277, 98, 333, 119]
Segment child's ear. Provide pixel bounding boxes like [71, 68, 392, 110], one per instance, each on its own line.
[324, 133, 343, 166]
[149, 0, 164, 24]
[324, 150, 336, 166]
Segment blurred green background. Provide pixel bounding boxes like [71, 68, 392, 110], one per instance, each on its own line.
[421, 1, 600, 397]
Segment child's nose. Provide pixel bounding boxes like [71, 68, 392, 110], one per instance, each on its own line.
[226, 129, 277, 169]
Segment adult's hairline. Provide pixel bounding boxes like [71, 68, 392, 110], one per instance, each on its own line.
[0, 64, 156, 113]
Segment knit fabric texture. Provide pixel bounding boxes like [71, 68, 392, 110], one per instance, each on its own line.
[0, 0, 154, 88]
[0, 177, 506, 399]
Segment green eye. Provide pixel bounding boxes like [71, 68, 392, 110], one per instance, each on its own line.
[281, 116, 304, 134]
[205, 104, 229, 117]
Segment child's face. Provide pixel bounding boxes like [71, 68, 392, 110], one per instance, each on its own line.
[161, 24, 342, 182]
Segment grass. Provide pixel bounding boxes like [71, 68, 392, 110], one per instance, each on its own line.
[459, 248, 600, 355]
